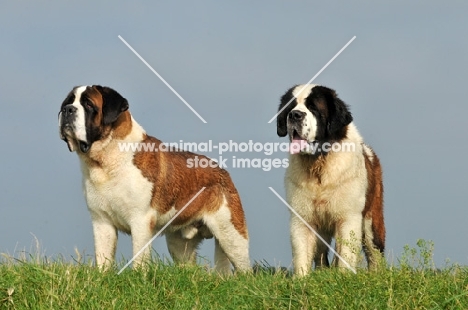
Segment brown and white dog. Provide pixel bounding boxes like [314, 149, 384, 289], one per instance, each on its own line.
[277, 84, 385, 275]
[58, 85, 251, 273]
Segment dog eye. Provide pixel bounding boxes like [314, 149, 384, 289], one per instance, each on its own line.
[84, 102, 93, 111]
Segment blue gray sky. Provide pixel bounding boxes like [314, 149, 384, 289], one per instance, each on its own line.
[1, 2, 467, 268]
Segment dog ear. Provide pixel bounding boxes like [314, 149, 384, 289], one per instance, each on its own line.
[277, 86, 297, 137]
[319, 86, 353, 139]
[93, 85, 129, 125]
[329, 96, 353, 135]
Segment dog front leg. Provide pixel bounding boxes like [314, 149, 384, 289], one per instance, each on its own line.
[335, 214, 363, 269]
[290, 215, 315, 276]
[92, 220, 117, 268]
[130, 220, 155, 268]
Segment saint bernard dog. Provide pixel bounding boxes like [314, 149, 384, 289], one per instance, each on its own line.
[58, 85, 251, 273]
[276, 84, 385, 275]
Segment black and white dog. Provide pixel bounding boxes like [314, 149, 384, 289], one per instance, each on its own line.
[277, 84, 385, 275]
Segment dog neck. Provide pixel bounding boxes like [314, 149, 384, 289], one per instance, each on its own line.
[78, 113, 146, 169]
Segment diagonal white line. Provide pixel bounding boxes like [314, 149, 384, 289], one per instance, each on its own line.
[118, 35, 207, 124]
[268, 186, 357, 274]
[117, 187, 206, 274]
[267, 36, 356, 124]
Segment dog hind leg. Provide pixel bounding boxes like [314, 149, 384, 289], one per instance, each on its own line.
[203, 203, 251, 273]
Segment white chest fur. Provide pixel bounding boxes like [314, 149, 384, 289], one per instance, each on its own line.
[78, 119, 154, 234]
[285, 125, 368, 224]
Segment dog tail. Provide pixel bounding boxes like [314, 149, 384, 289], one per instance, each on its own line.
[362, 146, 385, 268]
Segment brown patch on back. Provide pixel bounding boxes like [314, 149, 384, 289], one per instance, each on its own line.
[133, 135, 248, 238]
[362, 146, 385, 252]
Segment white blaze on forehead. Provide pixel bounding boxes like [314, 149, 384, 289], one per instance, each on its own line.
[291, 101, 310, 114]
[72, 86, 88, 143]
[289, 84, 318, 142]
[292, 84, 317, 106]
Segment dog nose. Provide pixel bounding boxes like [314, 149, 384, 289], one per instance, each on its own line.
[62, 105, 77, 116]
[289, 110, 305, 121]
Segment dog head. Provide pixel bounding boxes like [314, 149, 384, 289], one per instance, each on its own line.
[277, 84, 352, 149]
[58, 85, 129, 153]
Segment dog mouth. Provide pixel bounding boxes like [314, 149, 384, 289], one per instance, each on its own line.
[290, 129, 307, 142]
[60, 126, 90, 153]
[289, 130, 309, 155]
[61, 137, 89, 153]
[291, 130, 302, 140]
[79, 141, 90, 153]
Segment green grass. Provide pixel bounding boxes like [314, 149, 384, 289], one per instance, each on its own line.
[1, 241, 467, 309]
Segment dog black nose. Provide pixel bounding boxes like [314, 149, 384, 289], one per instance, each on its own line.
[289, 110, 305, 121]
[62, 105, 77, 116]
